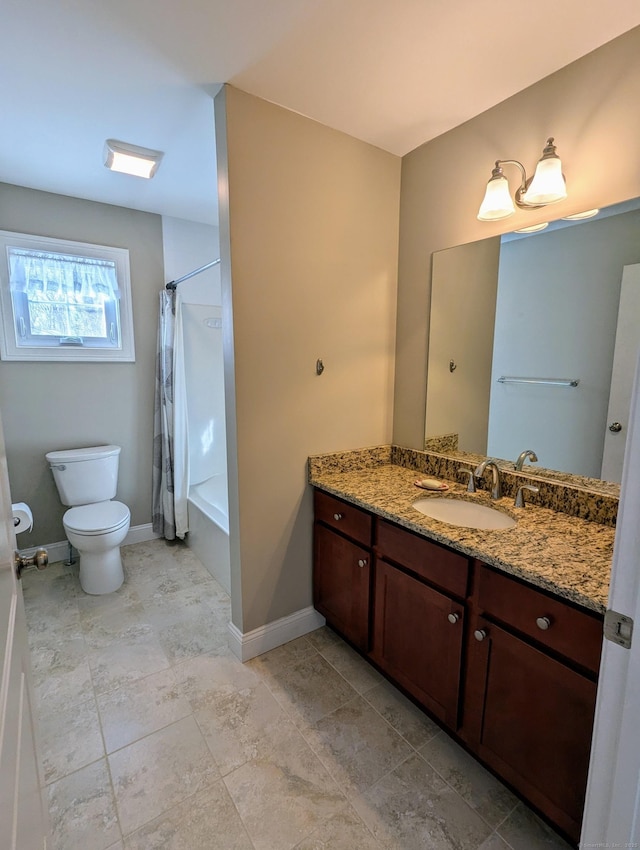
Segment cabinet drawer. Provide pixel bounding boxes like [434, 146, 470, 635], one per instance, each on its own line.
[314, 489, 373, 546]
[476, 565, 603, 674]
[376, 519, 469, 598]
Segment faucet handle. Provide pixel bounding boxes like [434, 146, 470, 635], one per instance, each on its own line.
[514, 485, 540, 508]
[459, 468, 476, 493]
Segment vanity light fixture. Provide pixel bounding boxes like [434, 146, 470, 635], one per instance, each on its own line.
[104, 139, 164, 179]
[561, 209, 599, 220]
[477, 138, 567, 222]
[514, 222, 549, 233]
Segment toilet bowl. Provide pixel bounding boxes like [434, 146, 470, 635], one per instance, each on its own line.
[63, 500, 130, 594]
[46, 445, 131, 595]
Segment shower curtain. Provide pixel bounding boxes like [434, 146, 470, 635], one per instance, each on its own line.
[152, 290, 189, 540]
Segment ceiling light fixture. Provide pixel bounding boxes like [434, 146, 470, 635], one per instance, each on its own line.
[104, 139, 164, 179]
[477, 138, 567, 222]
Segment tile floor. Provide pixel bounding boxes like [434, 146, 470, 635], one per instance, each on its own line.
[23, 538, 573, 850]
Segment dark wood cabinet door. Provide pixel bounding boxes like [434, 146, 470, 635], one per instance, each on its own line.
[313, 522, 371, 651]
[371, 559, 464, 727]
[466, 616, 597, 843]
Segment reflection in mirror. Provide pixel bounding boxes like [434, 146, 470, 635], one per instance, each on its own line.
[425, 198, 640, 485]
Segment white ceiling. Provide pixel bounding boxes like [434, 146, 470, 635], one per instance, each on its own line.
[3, 0, 640, 226]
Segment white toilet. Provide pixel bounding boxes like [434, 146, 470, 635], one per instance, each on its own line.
[46, 445, 130, 595]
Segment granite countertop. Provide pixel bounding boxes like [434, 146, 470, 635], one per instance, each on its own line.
[309, 462, 614, 615]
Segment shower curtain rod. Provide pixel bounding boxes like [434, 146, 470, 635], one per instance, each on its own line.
[165, 258, 221, 290]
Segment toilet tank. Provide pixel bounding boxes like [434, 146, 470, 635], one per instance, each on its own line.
[45, 445, 121, 506]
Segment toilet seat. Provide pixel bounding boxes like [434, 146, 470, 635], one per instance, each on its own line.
[64, 501, 130, 536]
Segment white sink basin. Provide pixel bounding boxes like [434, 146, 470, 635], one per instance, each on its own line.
[413, 497, 517, 530]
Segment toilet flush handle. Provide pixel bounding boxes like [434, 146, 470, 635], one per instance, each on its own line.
[50, 464, 66, 471]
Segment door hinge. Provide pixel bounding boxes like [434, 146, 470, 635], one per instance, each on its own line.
[604, 609, 634, 649]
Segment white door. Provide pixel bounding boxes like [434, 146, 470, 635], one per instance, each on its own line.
[0, 410, 50, 848]
[601, 263, 640, 482]
[581, 346, 640, 844]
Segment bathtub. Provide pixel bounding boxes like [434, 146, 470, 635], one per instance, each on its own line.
[187, 474, 231, 594]
[181, 302, 230, 595]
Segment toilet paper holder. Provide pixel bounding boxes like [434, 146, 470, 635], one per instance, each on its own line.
[12, 501, 34, 534]
[10, 500, 48, 577]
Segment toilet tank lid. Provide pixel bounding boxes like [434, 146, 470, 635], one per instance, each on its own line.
[46, 445, 121, 464]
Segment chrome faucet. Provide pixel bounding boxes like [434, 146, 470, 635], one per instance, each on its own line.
[514, 449, 538, 471]
[474, 459, 502, 500]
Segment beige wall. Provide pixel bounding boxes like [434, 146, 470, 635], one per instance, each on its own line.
[0, 183, 164, 547]
[394, 25, 640, 449]
[216, 86, 401, 633]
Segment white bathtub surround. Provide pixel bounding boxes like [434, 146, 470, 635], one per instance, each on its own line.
[228, 606, 326, 662]
[188, 474, 228, 535]
[182, 304, 227, 492]
[187, 493, 230, 593]
[182, 302, 231, 595]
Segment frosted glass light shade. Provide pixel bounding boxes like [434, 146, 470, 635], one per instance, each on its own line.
[477, 175, 516, 221]
[514, 222, 549, 233]
[562, 208, 599, 220]
[521, 156, 566, 205]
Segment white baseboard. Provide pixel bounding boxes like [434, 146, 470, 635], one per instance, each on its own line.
[18, 523, 160, 566]
[228, 606, 326, 662]
[124, 523, 161, 546]
[19, 539, 71, 566]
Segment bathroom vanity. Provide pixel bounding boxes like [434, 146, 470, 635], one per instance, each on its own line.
[310, 447, 614, 846]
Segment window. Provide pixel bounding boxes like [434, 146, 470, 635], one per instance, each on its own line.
[0, 231, 135, 361]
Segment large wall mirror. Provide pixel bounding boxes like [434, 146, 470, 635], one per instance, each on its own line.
[425, 197, 640, 486]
